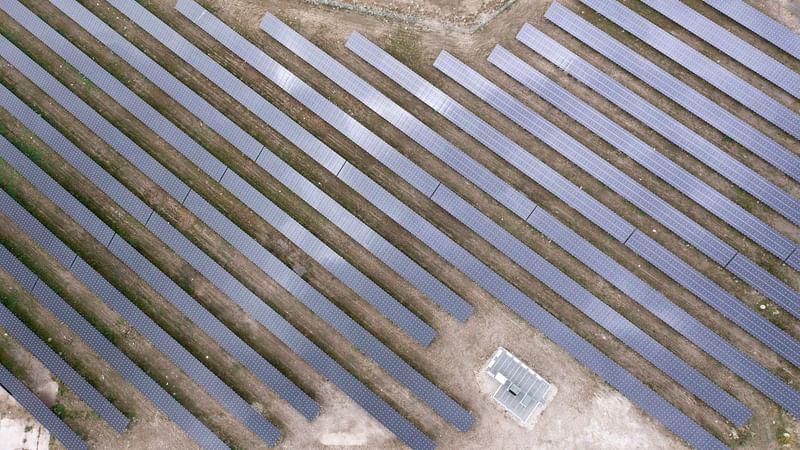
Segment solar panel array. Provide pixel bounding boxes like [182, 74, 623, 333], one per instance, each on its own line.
[345, 25, 800, 402]
[702, 0, 800, 61]
[640, 0, 800, 99]
[252, 7, 758, 426]
[0, 248, 129, 433]
[0, 24, 320, 420]
[4, 0, 435, 350]
[0, 357, 88, 450]
[252, 18, 733, 448]
[0, 99, 284, 447]
[430, 185, 750, 425]
[489, 37, 800, 320]
[31, 0, 471, 433]
[544, 2, 800, 186]
[0, 167, 228, 450]
[45, 0, 471, 328]
[577, 0, 800, 139]
[336, 26, 800, 423]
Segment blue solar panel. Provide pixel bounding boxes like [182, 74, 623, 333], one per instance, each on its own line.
[496, 34, 800, 263]
[491, 35, 800, 320]
[640, 0, 800, 99]
[346, 32, 636, 244]
[577, 0, 800, 139]
[45, 0, 467, 328]
[0, 247, 226, 449]
[5, 0, 433, 350]
[34, 1, 470, 432]
[256, 10, 535, 220]
[0, 256, 129, 433]
[702, 0, 800, 61]
[0, 362, 88, 450]
[544, 2, 800, 186]
[540, 9, 800, 229]
[787, 249, 800, 272]
[430, 186, 750, 425]
[333, 154, 727, 449]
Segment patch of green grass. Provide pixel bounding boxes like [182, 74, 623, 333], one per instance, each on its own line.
[51, 403, 66, 418]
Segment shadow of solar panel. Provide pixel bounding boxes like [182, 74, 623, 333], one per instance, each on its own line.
[703, 0, 800, 60]
[255, 10, 535, 220]
[528, 207, 800, 416]
[0, 362, 88, 450]
[334, 151, 727, 449]
[493, 37, 797, 263]
[345, 32, 637, 244]
[0, 236, 226, 449]
[488, 37, 800, 320]
[220, 170, 436, 347]
[44, 0, 467, 330]
[641, 0, 800, 99]
[0, 259, 129, 433]
[577, 0, 800, 139]
[538, 8, 800, 228]
[544, 3, 800, 186]
[430, 186, 750, 425]
[7, 0, 435, 349]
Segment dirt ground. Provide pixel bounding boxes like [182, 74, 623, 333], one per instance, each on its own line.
[0, 0, 797, 449]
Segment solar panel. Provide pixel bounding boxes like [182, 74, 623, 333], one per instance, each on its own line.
[1, 85, 297, 448]
[577, 0, 800, 139]
[430, 186, 750, 425]
[497, 34, 799, 262]
[254, 7, 755, 425]
[20, 2, 469, 430]
[540, 8, 800, 228]
[702, 0, 800, 61]
[489, 38, 800, 320]
[143, 210, 435, 450]
[256, 10, 535, 220]
[45, 0, 468, 326]
[333, 159, 727, 450]
[345, 30, 800, 389]
[0, 362, 88, 450]
[529, 208, 800, 417]
[787, 249, 800, 272]
[0, 260, 130, 433]
[640, 0, 800, 99]
[346, 32, 636, 244]
[544, 2, 800, 186]
[4, 0, 433, 350]
[0, 247, 227, 450]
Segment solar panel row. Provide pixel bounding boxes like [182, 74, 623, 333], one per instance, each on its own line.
[430, 186, 750, 425]
[506, 29, 800, 259]
[46, 0, 470, 328]
[0, 358, 88, 450]
[577, 0, 800, 139]
[0, 103, 283, 446]
[0, 241, 227, 450]
[3, 0, 434, 349]
[33, 0, 470, 432]
[348, 28, 800, 409]
[319, 27, 800, 421]
[488, 38, 800, 320]
[540, 3, 800, 230]
[544, 2, 800, 186]
[0, 249, 129, 433]
[640, 0, 800, 99]
[702, 0, 800, 61]
[254, 9, 756, 426]
[253, 15, 720, 445]
[0, 29, 320, 420]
